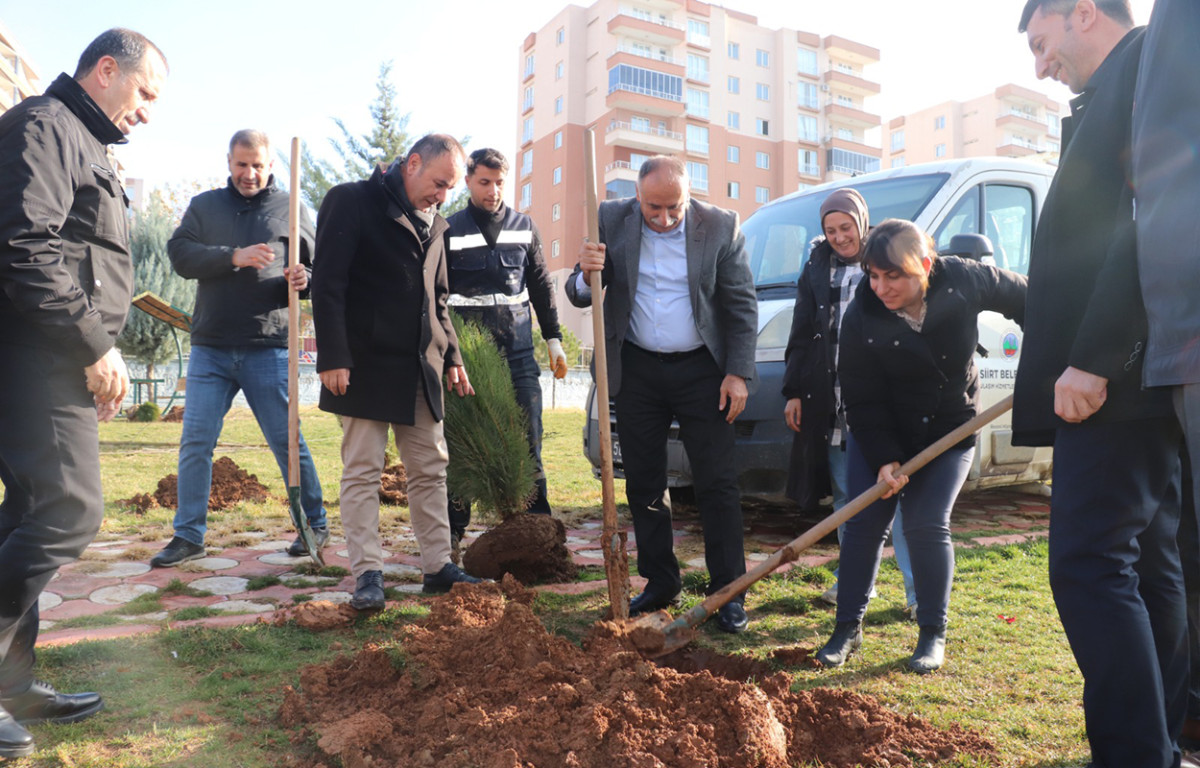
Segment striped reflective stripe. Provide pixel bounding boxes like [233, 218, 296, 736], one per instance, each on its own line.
[496, 230, 533, 245]
[447, 229, 534, 250]
[448, 233, 487, 250]
[447, 288, 531, 307]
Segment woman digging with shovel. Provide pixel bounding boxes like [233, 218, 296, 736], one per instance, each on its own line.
[815, 219, 1026, 673]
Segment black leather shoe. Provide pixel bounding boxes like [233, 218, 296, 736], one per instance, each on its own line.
[422, 563, 485, 594]
[285, 526, 329, 557]
[815, 621, 863, 668]
[908, 624, 946, 674]
[628, 591, 680, 617]
[715, 601, 749, 633]
[349, 570, 385, 611]
[1, 681, 103, 726]
[150, 536, 205, 568]
[0, 708, 33, 759]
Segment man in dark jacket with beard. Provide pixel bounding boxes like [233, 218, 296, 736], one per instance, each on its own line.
[1014, 2, 1187, 766]
[0, 28, 167, 757]
[149, 130, 329, 568]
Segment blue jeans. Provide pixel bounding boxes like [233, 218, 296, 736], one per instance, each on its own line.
[173, 345, 326, 545]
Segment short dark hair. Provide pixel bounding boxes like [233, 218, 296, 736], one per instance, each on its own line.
[229, 129, 270, 154]
[1018, 0, 1133, 32]
[636, 155, 688, 185]
[467, 148, 509, 176]
[406, 133, 465, 166]
[861, 218, 937, 288]
[73, 28, 167, 79]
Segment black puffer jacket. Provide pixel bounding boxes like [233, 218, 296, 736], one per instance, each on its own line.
[168, 178, 314, 347]
[0, 73, 132, 366]
[838, 257, 1026, 473]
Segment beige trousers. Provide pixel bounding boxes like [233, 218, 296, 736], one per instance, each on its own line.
[339, 394, 452, 577]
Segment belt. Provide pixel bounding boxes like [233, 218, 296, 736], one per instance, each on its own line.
[626, 341, 707, 362]
[447, 288, 530, 307]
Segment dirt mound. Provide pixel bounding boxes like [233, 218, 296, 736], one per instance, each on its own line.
[153, 456, 272, 511]
[279, 577, 996, 767]
[161, 405, 184, 422]
[462, 513, 578, 584]
[275, 600, 358, 631]
[379, 462, 408, 505]
[117, 493, 156, 515]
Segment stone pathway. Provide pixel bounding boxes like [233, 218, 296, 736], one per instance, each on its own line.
[35, 487, 1051, 648]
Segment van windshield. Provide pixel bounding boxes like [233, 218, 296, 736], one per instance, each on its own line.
[745, 173, 949, 288]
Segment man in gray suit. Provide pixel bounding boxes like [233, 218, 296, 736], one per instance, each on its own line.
[567, 155, 757, 633]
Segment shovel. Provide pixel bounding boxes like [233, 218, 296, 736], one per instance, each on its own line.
[629, 393, 1016, 657]
[286, 137, 323, 566]
[584, 127, 631, 619]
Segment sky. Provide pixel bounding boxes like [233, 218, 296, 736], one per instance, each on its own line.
[2, 0, 1157, 196]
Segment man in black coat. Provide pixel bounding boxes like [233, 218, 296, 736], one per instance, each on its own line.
[312, 134, 482, 611]
[0, 28, 167, 757]
[1014, 2, 1186, 765]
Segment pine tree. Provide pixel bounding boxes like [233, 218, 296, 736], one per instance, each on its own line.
[116, 190, 196, 379]
[444, 313, 536, 520]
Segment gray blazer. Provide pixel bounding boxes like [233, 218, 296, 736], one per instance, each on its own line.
[566, 197, 758, 396]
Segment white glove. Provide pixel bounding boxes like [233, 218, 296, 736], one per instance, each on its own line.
[547, 338, 568, 378]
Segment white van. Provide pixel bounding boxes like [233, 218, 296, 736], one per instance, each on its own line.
[584, 157, 1056, 504]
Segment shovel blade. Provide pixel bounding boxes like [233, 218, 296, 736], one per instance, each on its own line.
[627, 610, 697, 658]
[288, 486, 324, 566]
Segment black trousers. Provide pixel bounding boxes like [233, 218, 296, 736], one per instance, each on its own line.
[0, 343, 104, 694]
[1050, 416, 1186, 768]
[615, 343, 746, 598]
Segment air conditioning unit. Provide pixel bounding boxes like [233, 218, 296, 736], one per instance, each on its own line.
[819, 84, 830, 92]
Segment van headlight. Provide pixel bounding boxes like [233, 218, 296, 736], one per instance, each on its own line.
[755, 306, 794, 363]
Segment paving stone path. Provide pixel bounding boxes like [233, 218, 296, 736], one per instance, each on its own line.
[36, 487, 1051, 648]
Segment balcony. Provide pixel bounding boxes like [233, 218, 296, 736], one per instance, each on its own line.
[996, 111, 1047, 133]
[606, 83, 684, 117]
[822, 35, 880, 67]
[823, 69, 880, 98]
[823, 102, 881, 130]
[605, 160, 641, 186]
[606, 49, 685, 78]
[799, 163, 821, 178]
[996, 142, 1041, 158]
[605, 120, 684, 153]
[608, 12, 685, 47]
[610, 45, 683, 67]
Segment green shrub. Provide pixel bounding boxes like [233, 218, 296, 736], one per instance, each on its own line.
[131, 401, 162, 422]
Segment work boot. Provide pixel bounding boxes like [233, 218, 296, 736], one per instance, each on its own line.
[0, 708, 33, 759]
[349, 570, 385, 611]
[908, 624, 947, 674]
[422, 563, 484, 594]
[285, 526, 329, 557]
[150, 536, 205, 567]
[815, 621, 862, 668]
[1, 681, 103, 726]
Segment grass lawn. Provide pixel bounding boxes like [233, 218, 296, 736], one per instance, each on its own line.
[15, 408, 1090, 767]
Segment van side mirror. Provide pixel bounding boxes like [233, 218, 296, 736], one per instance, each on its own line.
[939, 233, 994, 262]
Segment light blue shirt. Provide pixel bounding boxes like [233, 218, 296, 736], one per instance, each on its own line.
[626, 217, 704, 353]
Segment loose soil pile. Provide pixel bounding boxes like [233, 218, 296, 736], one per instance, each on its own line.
[279, 578, 995, 768]
[379, 462, 409, 506]
[153, 456, 272, 510]
[462, 513, 578, 584]
[274, 600, 359, 631]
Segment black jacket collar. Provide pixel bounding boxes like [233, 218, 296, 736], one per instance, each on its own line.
[45, 73, 125, 146]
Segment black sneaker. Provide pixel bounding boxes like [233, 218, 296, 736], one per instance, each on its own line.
[349, 570, 385, 611]
[150, 536, 205, 568]
[285, 526, 330, 557]
[422, 562, 485, 594]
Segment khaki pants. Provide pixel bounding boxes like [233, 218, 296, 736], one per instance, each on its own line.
[339, 394, 452, 577]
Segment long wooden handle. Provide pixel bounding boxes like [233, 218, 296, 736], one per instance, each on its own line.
[286, 138, 302, 488]
[585, 127, 629, 620]
[671, 394, 1016, 631]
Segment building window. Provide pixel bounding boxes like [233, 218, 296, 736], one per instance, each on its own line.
[553, 166, 562, 185]
[891, 129, 905, 152]
[935, 143, 946, 157]
[755, 151, 769, 169]
[552, 203, 561, 221]
[554, 130, 562, 149]
[827, 148, 881, 175]
[523, 85, 534, 111]
[755, 186, 770, 204]
[728, 181, 740, 199]
[1047, 113, 1061, 137]
[524, 53, 535, 78]
[552, 240, 560, 258]
[798, 82, 818, 109]
[727, 75, 739, 94]
[686, 124, 710, 155]
[836, 94, 853, 107]
[522, 116, 534, 144]
[798, 149, 819, 176]
[686, 54, 709, 83]
[756, 49, 770, 67]
[727, 111, 740, 130]
[686, 161, 708, 193]
[687, 19, 710, 47]
[797, 47, 818, 75]
[756, 118, 769, 136]
[555, 61, 564, 79]
[798, 115, 818, 143]
[521, 150, 533, 177]
[554, 96, 563, 114]
[556, 27, 564, 45]
[630, 153, 649, 170]
[608, 65, 683, 102]
[520, 183, 532, 209]
[728, 145, 740, 163]
[727, 41, 739, 59]
[837, 127, 853, 140]
[891, 157, 906, 168]
[686, 87, 710, 119]
[934, 115, 946, 130]
[756, 83, 770, 101]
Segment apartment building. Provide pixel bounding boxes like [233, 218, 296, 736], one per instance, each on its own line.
[0, 20, 39, 115]
[885, 84, 1065, 169]
[516, 0, 882, 343]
